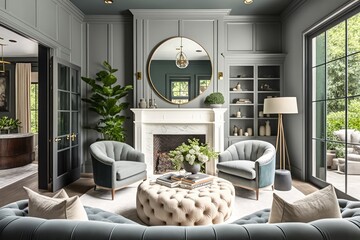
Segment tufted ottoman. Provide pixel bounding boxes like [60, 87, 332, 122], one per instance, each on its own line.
[136, 177, 235, 226]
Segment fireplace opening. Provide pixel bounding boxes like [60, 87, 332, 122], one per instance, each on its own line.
[153, 134, 206, 174]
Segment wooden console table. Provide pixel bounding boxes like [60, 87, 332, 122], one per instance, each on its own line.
[0, 133, 34, 170]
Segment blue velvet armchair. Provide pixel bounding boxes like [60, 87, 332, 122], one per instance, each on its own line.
[89, 141, 147, 200]
[217, 140, 276, 200]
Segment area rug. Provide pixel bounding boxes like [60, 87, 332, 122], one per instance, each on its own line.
[80, 180, 305, 225]
[0, 164, 38, 189]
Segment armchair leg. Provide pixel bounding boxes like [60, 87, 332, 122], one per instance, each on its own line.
[111, 189, 115, 200]
[94, 185, 97, 191]
[256, 189, 259, 200]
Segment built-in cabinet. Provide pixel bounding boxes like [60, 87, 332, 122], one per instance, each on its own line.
[224, 55, 285, 146]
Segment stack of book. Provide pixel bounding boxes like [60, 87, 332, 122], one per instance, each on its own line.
[179, 173, 214, 189]
[156, 173, 181, 188]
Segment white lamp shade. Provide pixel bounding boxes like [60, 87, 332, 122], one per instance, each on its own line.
[263, 97, 298, 114]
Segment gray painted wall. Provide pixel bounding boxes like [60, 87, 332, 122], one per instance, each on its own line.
[282, 0, 350, 180]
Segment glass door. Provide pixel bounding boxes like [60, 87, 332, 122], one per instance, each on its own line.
[52, 57, 81, 191]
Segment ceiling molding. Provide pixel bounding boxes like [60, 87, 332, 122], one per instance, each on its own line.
[223, 15, 281, 22]
[84, 15, 132, 23]
[60, 0, 85, 20]
[281, 0, 307, 20]
[130, 9, 231, 19]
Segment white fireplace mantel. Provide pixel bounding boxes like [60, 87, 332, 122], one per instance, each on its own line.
[131, 108, 227, 175]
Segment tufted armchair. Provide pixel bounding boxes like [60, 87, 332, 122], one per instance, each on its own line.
[217, 140, 276, 200]
[89, 141, 147, 200]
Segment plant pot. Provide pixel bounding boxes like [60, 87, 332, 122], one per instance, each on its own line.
[210, 104, 222, 108]
[183, 161, 201, 174]
[326, 152, 336, 168]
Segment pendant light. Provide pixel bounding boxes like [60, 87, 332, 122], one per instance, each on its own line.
[175, 37, 189, 69]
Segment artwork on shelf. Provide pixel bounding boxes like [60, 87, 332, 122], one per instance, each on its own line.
[0, 71, 9, 112]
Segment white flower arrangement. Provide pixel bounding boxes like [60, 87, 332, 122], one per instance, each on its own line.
[169, 138, 218, 171]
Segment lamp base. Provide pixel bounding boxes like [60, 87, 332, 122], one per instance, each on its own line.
[274, 169, 292, 191]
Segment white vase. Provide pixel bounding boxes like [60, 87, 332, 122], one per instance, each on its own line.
[265, 121, 271, 136]
[247, 128, 253, 136]
[259, 125, 265, 136]
[139, 99, 146, 108]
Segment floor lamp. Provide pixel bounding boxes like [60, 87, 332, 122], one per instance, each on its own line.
[263, 97, 298, 191]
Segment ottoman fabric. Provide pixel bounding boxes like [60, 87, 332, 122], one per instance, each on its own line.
[136, 177, 235, 226]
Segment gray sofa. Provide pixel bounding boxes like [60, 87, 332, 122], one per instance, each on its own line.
[1, 199, 360, 240]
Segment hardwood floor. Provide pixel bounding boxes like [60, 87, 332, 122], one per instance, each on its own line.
[0, 173, 94, 207]
[0, 172, 319, 207]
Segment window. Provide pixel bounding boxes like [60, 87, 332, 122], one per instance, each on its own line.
[309, 10, 360, 198]
[197, 75, 211, 94]
[30, 83, 38, 133]
[170, 79, 190, 104]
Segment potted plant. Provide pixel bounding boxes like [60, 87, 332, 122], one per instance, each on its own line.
[81, 61, 133, 142]
[204, 92, 225, 108]
[168, 138, 218, 174]
[0, 116, 21, 134]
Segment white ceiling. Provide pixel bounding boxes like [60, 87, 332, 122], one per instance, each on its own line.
[0, 26, 38, 57]
[151, 37, 209, 60]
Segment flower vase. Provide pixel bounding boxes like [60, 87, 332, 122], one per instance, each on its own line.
[183, 161, 201, 174]
[265, 120, 271, 136]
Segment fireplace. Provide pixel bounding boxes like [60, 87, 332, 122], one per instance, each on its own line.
[131, 108, 227, 176]
[153, 134, 206, 174]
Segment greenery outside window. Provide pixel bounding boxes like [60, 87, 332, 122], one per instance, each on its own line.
[30, 83, 38, 133]
[309, 9, 360, 199]
[170, 79, 190, 104]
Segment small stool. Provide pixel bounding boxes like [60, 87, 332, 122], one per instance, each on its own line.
[274, 169, 292, 191]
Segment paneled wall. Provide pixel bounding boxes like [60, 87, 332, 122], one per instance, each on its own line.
[0, 0, 84, 66]
[82, 16, 133, 171]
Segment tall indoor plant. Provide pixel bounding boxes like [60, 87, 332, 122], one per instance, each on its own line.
[81, 61, 133, 142]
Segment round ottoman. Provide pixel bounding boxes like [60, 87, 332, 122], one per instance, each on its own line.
[136, 177, 235, 226]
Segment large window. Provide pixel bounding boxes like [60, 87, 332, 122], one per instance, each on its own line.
[310, 10, 360, 198]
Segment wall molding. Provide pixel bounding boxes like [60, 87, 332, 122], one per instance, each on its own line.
[281, 0, 307, 20]
[84, 15, 132, 23]
[130, 9, 231, 19]
[224, 15, 281, 22]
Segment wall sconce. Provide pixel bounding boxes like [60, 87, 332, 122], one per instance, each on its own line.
[0, 44, 10, 73]
[218, 72, 223, 80]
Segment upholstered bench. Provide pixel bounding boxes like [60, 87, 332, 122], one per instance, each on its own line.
[136, 177, 235, 226]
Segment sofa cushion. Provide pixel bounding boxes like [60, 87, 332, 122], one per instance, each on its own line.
[269, 185, 341, 223]
[217, 160, 256, 180]
[116, 161, 147, 180]
[23, 187, 88, 220]
[351, 130, 360, 144]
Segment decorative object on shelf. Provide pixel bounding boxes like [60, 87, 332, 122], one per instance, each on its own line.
[247, 127, 253, 136]
[175, 37, 189, 69]
[236, 82, 242, 91]
[148, 99, 157, 108]
[233, 125, 238, 136]
[139, 99, 147, 108]
[259, 125, 265, 136]
[244, 132, 249, 136]
[236, 110, 241, 118]
[265, 121, 271, 136]
[264, 97, 298, 191]
[0, 116, 21, 134]
[259, 111, 264, 117]
[204, 92, 225, 108]
[260, 83, 272, 91]
[239, 128, 243, 136]
[235, 98, 252, 104]
[169, 138, 218, 174]
[81, 61, 133, 142]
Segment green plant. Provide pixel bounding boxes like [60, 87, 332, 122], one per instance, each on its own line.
[204, 92, 225, 105]
[81, 61, 133, 142]
[335, 145, 345, 158]
[168, 138, 218, 171]
[0, 116, 21, 133]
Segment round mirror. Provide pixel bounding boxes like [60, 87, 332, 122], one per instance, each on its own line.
[148, 37, 212, 105]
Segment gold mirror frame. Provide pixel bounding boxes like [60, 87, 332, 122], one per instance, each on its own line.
[147, 37, 213, 105]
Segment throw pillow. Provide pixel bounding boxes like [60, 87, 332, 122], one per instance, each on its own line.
[53, 188, 69, 199]
[23, 187, 88, 220]
[269, 185, 341, 223]
[351, 131, 360, 144]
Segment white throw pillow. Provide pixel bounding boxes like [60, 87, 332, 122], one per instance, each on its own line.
[23, 187, 88, 220]
[269, 185, 341, 223]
